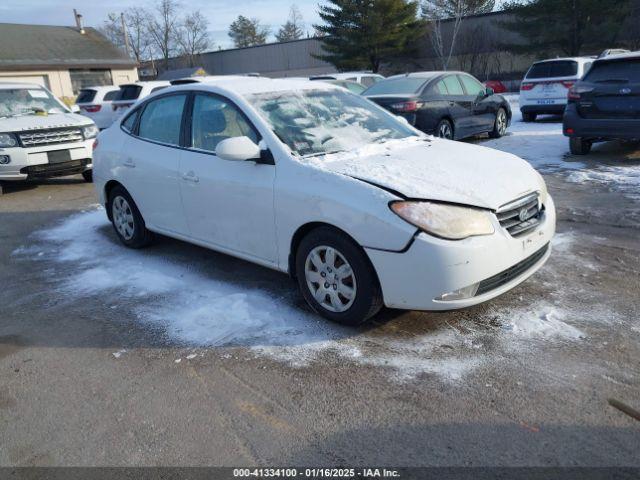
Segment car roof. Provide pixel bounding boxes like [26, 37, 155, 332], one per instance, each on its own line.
[166, 76, 340, 96]
[118, 81, 171, 88]
[386, 71, 463, 80]
[532, 57, 595, 64]
[0, 81, 45, 89]
[593, 50, 640, 63]
[170, 75, 249, 85]
[80, 85, 120, 91]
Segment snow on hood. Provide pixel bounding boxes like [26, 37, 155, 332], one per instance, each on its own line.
[0, 113, 93, 132]
[308, 137, 542, 210]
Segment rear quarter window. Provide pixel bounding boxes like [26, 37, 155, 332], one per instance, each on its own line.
[103, 90, 119, 101]
[526, 61, 578, 79]
[76, 89, 96, 103]
[584, 60, 640, 83]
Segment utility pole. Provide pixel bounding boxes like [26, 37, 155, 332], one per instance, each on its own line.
[121, 12, 131, 57]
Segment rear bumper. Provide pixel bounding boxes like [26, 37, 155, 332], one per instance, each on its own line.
[365, 195, 556, 310]
[520, 104, 566, 115]
[563, 104, 640, 140]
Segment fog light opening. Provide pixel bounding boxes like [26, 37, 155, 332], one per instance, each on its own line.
[435, 283, 479, 301]
[0, 155, 10, 165]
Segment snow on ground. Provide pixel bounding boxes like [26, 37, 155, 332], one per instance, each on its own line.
[472, 95, 640, 201]
[14, 207, 597, 383]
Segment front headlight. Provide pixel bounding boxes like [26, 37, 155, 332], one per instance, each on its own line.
[391, 201, 495, 240]
[0, 133, 18, 148]
[82, 125, 99, 139]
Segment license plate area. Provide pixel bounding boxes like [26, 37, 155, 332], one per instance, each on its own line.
[47, 149, 72, 164]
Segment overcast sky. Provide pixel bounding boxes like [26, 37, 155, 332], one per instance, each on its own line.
[0, 0, 325, 49]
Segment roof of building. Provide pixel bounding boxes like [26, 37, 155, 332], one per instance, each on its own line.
[0, 23, 137, 71]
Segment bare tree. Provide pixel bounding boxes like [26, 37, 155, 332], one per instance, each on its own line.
[176, 11, 211, 67]
[124, 7, 153, 63]
[422, 0, 495, 70]
[147, 0, 181, 71]
[100, 13, 125, 50]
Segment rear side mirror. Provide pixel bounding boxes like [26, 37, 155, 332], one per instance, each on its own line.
[71, 104, 81, 113]
[215, 136, 261, 161]
[485, 87, 494, 96]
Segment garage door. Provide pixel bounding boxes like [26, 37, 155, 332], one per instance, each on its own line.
[0, 74, 50, 89]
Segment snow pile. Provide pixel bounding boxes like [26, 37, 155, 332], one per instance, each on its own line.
[566, 166, 640, 201]
[493, 304, 584, 340]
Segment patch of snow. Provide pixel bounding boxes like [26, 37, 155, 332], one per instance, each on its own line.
[112, 349, 126, 358]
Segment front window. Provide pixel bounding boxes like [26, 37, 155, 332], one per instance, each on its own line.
[248, 89, 417, 157]
[0, 88, 67, 118]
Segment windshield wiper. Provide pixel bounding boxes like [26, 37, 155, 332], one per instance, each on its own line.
[301, 149, 346, 158]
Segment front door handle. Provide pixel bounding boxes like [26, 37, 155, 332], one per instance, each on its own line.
[182, 171, 199, 183]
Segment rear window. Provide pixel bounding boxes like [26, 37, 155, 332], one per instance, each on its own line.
[584, 59, 640, 83]
[76, 89, 96, 103]
[117, 85, 143, 101]
[526, 61, 578, 79]
[364, 77, 427, 95]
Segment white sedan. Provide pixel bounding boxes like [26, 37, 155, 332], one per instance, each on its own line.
[93, 78, 555, 325]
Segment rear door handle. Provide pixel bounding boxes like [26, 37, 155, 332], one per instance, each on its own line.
[182, 171, 199, 183]
[123, 158, 135, 168]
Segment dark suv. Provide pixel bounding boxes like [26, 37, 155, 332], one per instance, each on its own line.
[563, 52, 640, 154]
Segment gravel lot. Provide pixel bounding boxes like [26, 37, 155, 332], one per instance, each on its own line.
[1, 110, 639, 468]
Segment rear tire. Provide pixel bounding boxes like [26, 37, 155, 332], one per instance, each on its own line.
[108, 186, 154, 248]
[295, 227, 382, 326]
[435, 119, 454, 140]
[522, 112, 536, 122]
[569, 137, 592, 155]
[82, 170, 93, 183]
[489, 108, 508, 138]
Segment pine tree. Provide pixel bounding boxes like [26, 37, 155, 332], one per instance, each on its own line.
[502, 0, 632, 56]
[228, 16, 270, 48]
[276, 6, 305, 42]
[314, 0, 424, 73]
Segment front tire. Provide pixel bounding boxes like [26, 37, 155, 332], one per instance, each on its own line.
[295, 227, 382, 325]
[489, 108, 508, 138]
[436, 119, 454, 140]
[82, 170, 93, 183]
[108, 186, 153, 248]
[569, 137, 592, 155]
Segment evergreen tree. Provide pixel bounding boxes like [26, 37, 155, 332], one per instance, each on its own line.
[276, 6, 305, 42]
[314, 0, 424, 73]
[502, 0, 632, 56]
[228, 16, 270, 48]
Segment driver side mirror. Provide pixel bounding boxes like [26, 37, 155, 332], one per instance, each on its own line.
[484, 87, 494, 97]
[215, 136, 261, 162]
[70, 104, 81, 113]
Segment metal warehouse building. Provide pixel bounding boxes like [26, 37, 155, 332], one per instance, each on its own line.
[0, 23, 138, 101]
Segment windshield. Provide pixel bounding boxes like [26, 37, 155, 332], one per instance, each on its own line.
[0, 88, 66, 117]
[248, 88, 417, 157]
[363, 77, 428, 96]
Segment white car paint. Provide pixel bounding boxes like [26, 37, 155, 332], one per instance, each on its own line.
[310, 72, 385, 87]
[75, 85, 120, 129]
[93, 77, 555, 316]
[110, 81, 171, 120]
[0, 82, 95, 181]
[519, 57, 594, 113]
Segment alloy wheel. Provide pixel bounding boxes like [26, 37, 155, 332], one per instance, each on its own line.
[496, 110, 507, 135]
[438, 122, 453, 139]
[112, 195, 135, 240]
[304, 245, 357, 313]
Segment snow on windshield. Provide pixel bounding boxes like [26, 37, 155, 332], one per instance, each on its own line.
[0, 88, 66, 117]
[248, 89, 416, 157]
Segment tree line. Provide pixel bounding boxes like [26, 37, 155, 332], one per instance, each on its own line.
[102, 0, 637, 74]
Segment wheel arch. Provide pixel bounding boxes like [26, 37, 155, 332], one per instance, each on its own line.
[104, 180, 126, 221]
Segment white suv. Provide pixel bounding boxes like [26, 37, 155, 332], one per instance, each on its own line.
[519, 57, 594, 121]
[309, 72, 385, 87]
[0, 82, 97, 190]
[76, 86, 120, 129]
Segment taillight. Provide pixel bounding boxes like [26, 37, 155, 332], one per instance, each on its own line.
[82, 105, 102, 113]
[520, 82, 534, 91]
[561, 81, 575, 89]
[390, 100, 422, 112]
[568, 85, 594, 100]
[92, 139, 99, 151]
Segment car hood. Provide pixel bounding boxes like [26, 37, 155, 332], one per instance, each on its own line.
[0, 113, 92, 132]
[312, 137, 543, 210]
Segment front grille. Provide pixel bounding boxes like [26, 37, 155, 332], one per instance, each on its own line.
[496, 193, 542, 237]
[20, 159, 89, 178]
[19, 128, 84, 147]
[476, 243, 549, 296]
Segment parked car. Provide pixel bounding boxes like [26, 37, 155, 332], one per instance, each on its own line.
[76, 85, 120, 129]
[563, 51, 640, 155]
[484, 80, 507, 94]
[310, 78, 367, 94]
[363, 71, 511, 140]
[519, 57, 594, 121]
[309, 72, 385, 87]
[93, 77, 555, 325]
[111, 81, 170, 119]
[0, 82, 97, 188]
